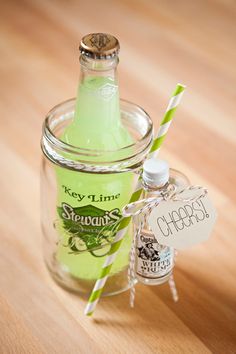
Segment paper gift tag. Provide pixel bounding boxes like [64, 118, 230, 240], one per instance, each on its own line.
[148, 190, 217, 249]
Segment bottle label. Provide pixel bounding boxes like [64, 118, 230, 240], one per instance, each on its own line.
[56, 202, 121, 256]
[99, 83, 118, 100]
[136, 234, 174, 279]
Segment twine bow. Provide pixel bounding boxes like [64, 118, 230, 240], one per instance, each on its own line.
[122, 185, 208, 308]
[123, 185, 208, 218]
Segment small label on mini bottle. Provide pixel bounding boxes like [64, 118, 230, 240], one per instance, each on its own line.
[136, 234, 174, 279]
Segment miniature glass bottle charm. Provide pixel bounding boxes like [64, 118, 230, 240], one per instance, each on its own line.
[135, 159, 175, 285]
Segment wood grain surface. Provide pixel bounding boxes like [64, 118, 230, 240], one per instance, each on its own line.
[1, 0, 236, 353]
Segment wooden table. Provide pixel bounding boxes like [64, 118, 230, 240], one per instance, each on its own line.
[1, 0, 236, 353]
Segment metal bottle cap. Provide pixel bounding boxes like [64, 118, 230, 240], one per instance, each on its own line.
[79, 33, 120, 59]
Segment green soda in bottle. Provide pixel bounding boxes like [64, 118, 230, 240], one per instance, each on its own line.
[55, 33, 134, 293]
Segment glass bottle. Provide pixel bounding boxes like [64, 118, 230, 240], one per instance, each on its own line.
[135, 159, 186, 285]
[52, 33, 141, 291]
[62, 33, 132, 150]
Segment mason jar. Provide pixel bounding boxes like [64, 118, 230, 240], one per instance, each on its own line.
[41, 98, 153, 296]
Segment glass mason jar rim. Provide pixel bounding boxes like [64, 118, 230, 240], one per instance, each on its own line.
[42, 98, 153, 172]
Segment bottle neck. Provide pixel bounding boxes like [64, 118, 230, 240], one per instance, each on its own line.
[74, 54, 121, 129]
[142, 180, 170, 198]
[79, 54, 119, 77]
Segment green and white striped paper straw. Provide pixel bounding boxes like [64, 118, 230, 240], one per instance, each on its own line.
[84, 83, 186, 316]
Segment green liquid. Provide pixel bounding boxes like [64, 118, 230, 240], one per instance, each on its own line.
[55, 76, 134, 281]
